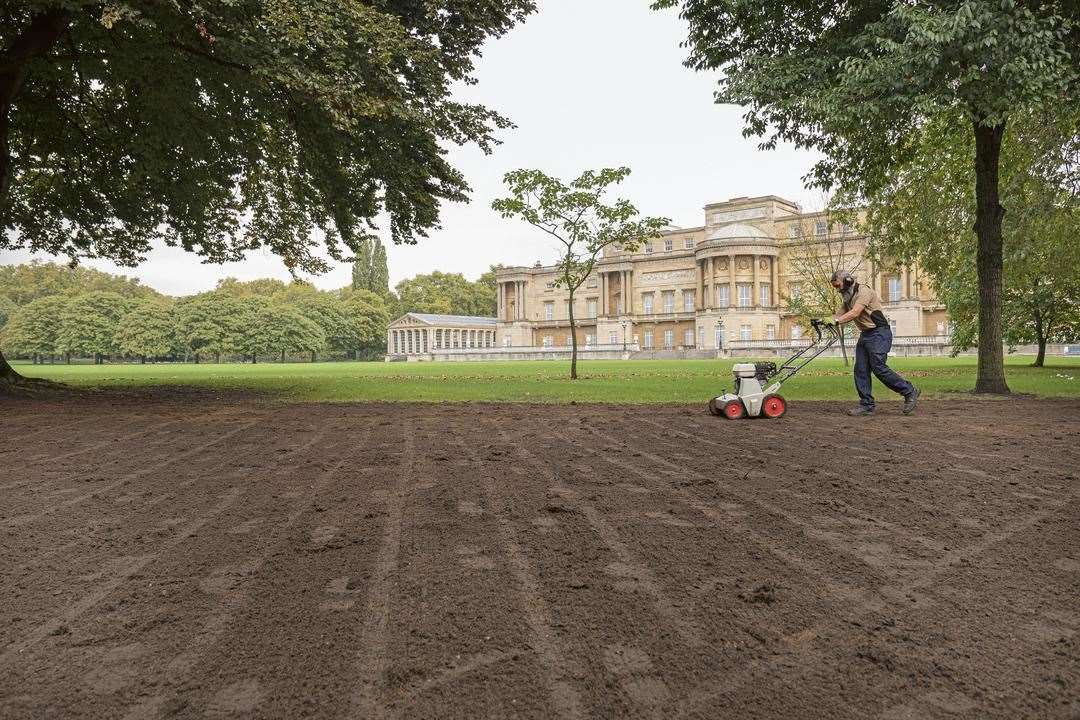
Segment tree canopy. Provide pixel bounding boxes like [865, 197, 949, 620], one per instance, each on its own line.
[655, 0, 1078, 393]
[393, 271, 496, 318]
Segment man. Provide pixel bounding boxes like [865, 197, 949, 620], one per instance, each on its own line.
[830, 270, 920, 416]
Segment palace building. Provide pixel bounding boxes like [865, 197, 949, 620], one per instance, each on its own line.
[493, 195, 948, 351]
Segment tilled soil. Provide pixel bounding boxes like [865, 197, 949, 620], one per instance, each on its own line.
[1, 396, 1078, 719]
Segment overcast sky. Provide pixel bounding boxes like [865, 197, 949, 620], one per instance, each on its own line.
[1, 0, 822, 296]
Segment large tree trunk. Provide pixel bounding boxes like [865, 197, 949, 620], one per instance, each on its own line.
[568, 288, 578, 380]
[972, 121, 1010, 394]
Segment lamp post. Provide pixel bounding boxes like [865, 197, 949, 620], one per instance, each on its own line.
[621, 321, 627, 352]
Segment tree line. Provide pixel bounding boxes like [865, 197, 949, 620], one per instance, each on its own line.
[0, 256, 502, 364]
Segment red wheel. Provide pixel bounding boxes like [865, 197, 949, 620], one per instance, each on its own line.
[761, 394, 786, 418]
[723, 400, 746, 420]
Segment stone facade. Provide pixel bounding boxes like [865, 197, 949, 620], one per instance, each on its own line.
[495, 195, 947, 350]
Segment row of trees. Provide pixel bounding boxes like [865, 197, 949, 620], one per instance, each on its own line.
[2, 285, 389, 364]
[0, 260, 506, 363]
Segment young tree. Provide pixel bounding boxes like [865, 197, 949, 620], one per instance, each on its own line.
[1, 295, 66, 363]
[116, 299, 180, 363]
[175, 292, 245, 363]
[0, 1, 535, 389]
[493, 167, 669, 379]
[655, 0, 1078, 393]
[294, 293, 352, 362]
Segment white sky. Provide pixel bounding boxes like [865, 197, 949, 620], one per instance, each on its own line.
[1, 0, 821, 296]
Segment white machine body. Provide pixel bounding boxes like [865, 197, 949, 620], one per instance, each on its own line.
[712, 363, 781, 417]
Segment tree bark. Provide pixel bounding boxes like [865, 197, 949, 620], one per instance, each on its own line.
[251, 354, 257, 364]
[280, 348, 285, 363]
[0, 350, 21, 385]
[972, 121, 1010, 394]
[311, 350, 316, 363]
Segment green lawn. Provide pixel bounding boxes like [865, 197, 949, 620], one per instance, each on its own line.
[13, 355, 1080, 403]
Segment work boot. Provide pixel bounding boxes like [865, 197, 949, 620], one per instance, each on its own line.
[903, 387, 921, 415]
[847, 405, 875, 416]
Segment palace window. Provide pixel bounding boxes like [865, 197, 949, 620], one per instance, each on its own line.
[738, 284, 752, 308]
[791, 325, 803, 340]
[664, 238, 673, 251]
[609, 331, 617, 344]
[888, 276, 902, 302]
[662, 291, 675, 313]
[760, 282, 771, 307]
[663, 330, 674, 348]
[740, 324, 752, 341]
[815, 221, 828, 236]
[586, 334, 595, 346]
[717, 285, 730, 308]
[544, 302, 554, 320]
[936, 321, 946, 335]
[643, 331, 654, 348]
[766, 324, 776, 340]
[788, 225, 802, 238]
[683, 290, 695, 312]
[789, 283, 802, 300]
[542, 335, 553, 348]
[643, 294, 654, 315]
[684, 237, 694, 249]
[644, 243, 653, 254]
[684, 328, 694, 347]
[587, 299, 597, 318]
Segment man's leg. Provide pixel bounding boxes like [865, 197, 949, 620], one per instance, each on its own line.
[853, 334, 875, 409]
[864, 330, 915, 397]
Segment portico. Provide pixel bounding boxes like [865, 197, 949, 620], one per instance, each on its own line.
[386, 313, 498, 360]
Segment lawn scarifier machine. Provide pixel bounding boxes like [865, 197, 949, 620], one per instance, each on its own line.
[708, 319, 840, 419]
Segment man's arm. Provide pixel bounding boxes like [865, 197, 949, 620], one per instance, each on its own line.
[833, 304, 865, 324]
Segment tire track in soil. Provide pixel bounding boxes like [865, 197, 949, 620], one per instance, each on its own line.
[115, 421, 366, 720]
[498, 423, 705, 651]
[445, 422, 587, 720]
[0, 410, 133, 456]
[0, 419, 259, 529]
[0, 424, 291, 641]
[0, 419, 329, 718]
[631, 416, 965, 568]
[1, 409, 222, 481]
[498, 417, 819, 719]
[0, 488, 243, 666]
[567, 412, 1080, 718]
[633, 413, 1080, 598]
[366, 412, 558, 720]
[346, 416, 415, 719]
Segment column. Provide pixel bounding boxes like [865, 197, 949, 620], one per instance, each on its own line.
[498, 284, 503, 321]
[752, 254, 760, 308]
[707, 257, 715, 310]
[728, 255, 735, 309]
[519, 281, 526, 319]
[902, 265, 911, 300]
[622, 271, 628, 315]
[771, 256, 777, 306]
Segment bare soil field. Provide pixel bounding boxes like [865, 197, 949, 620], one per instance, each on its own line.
[1, 395, 1078, 719]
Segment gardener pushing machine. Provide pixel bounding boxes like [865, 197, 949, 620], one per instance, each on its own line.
[830, 270, 920, 416]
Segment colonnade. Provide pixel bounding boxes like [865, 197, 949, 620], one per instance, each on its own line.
[389, 327, 496, 355]
[697, 253, 779, 310]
